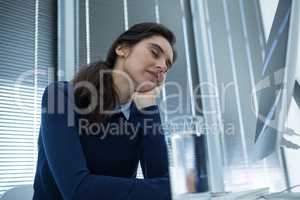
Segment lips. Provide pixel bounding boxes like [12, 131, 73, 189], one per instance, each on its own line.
[147, 71, 158, 83]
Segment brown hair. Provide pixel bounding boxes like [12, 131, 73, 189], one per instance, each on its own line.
[71, 22, 177, 124]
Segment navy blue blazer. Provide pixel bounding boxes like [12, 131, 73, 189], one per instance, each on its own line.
[33, 81, 171, 200]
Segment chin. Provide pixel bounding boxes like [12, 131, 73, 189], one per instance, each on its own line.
[135, 80, 157, 92]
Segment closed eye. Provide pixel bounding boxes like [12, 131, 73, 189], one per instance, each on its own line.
[149, 43, 173, 73]
[150, 49, 159, 58]
[150, 49, 171, 73]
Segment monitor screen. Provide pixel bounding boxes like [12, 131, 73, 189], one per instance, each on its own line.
[253, 0, 292, 160]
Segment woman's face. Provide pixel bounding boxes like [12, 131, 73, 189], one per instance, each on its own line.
[117, 35, 174, 92]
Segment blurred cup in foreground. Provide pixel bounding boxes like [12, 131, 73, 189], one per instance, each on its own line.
[162, 115, 211, 200]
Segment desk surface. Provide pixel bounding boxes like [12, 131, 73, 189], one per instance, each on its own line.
[174, 189, 300, 200]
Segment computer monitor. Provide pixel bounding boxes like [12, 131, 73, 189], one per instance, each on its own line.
[253, 0, 299, 160]
[294, 80, 300, 109]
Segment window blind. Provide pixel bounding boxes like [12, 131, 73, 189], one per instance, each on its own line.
[0, 0, 57, 196]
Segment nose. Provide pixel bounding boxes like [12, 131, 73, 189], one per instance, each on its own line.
[156, 59, 168, 74]
[155, 67, 166, 83]
[155, 62, 167, 83]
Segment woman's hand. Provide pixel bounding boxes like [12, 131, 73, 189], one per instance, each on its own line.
[133, 76, 165, 110]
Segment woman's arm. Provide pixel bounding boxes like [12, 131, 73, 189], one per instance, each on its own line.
[132, 79, 170, 179]
[137, 105, 170, 179]
[40, 82, 171, 200]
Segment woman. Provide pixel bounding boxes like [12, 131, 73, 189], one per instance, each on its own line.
[33, 22, 177, 200]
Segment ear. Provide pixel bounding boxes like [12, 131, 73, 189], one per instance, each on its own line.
[115, 44, 130, 58]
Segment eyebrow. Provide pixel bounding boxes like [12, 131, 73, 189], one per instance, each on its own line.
[149, 43, 172, 68]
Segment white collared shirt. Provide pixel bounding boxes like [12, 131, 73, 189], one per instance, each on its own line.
[115, 100, 132, 120]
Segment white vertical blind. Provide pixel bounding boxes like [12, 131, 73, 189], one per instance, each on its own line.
[0, 0, 56, 196]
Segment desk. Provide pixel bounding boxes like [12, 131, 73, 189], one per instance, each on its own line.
[173, 188, 300, 199]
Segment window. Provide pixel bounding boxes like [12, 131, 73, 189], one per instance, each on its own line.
[0, 0, 57, 196]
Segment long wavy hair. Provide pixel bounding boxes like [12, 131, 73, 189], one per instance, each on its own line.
[71, 22, 177, 124]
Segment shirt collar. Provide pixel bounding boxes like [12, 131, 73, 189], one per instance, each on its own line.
[115, 100, 132, 120]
